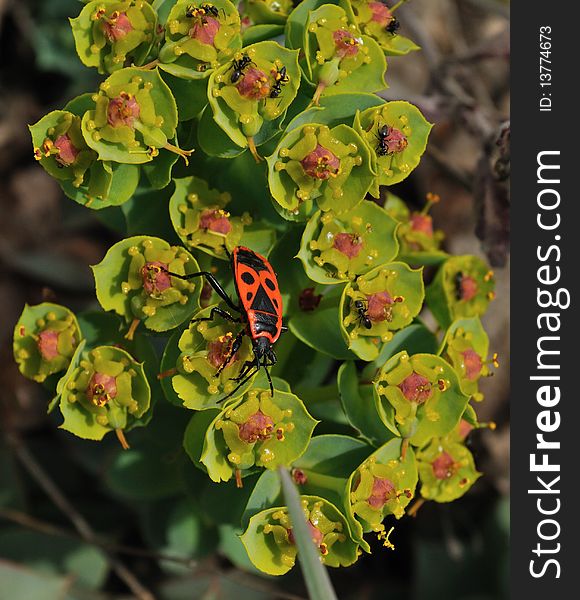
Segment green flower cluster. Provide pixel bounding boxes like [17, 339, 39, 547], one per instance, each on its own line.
[19, 0, 501, 580]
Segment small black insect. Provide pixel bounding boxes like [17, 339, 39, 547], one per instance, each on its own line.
[353, 300, 373, 330]
[269, 65, 290, 98]
[186, 4, 220, 19]
[454, 271, 464, 300]
[385, 16, 400, 35]
[229, 54, 254, 83]
[376, 124, 393, 157]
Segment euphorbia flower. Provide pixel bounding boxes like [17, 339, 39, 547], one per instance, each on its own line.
[236, 66, 271, 99]
[304, 5, 376, 104]
[83, 68, 189, 164]
[215, 389, 296, 469]
[243, 497, 350, 573]
[93, 236, 201, 338]
[173, 313, 254, 402]
[270, 124, 370, 216]
[159, 0, 242, 73]
[349, 0, 420, 56]
[301, 201, 399, 286]
[31, 111, 95, 188]
[342, 262, 422, 351]
[356, 101, 433, 191]
[57, 345, 150, 448]
[426, 255, 496, 327]
[442, 317, 498, 401]
[417, 438, 481, 502]
[71, 1, 158, 74]
[350, 456, 413, 528]
[374, 351, 469, 445]
[196, 387, 317, 483]
[14, 303, 81, 383]
[169, 175, 250, 258]
[385, 193, 445, 254]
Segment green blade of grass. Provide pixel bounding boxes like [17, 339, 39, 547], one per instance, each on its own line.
[278, 467, 339, 600]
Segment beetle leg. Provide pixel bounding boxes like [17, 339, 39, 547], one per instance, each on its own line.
[215, 330, 245, 376]
[164, 269, 241, 312]
[191, 306, 242, 325]
[231, 359, 257, 382]
[219, 365, 260, 403]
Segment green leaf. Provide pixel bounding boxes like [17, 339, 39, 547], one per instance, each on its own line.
[106, 444, 185, 500]
[160, 71, 209, 121]
[242, 24, 285, 45]
[337, 361, 398, 444]
[288, 286, 356, 360]
[285, 93, 384, 132]
[0, 531, 108, 590]
[0, 560, 70, 600]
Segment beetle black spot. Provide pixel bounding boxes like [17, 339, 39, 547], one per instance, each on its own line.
[241, 272, 255, 285]
[272, 298, 279, 308]
[246, 292, 253, 301]
[264, 277, 276, 291]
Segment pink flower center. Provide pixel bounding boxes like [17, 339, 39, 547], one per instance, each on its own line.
[54, 134, 79, 166]
[366, 291, 395, 322]
[206, 333, 238, 369]
[458, 274, 478, 301]
[333, 233, 363, 258]
[37, 330, 60, 361]
[333, 29, 360, 58]
[288, 521, 324, 548]
[236, 67, 271, 100]
[462, 348, 483, 380]
[107, 92, 140, 128]
[189, 16, 220, 46]
[141, 261, 171, 295]
[87, 372, 117, 407]
[102, 11, 133, 42]
[199, 209, 232, 234]
[399, 371, 432, 403]
[381, 126, 408, 154]
[368, 2, 393, 26]
[432, 451, 457, 480]
[301, 144, 341, 179]
[410, 213, 433, 237]
[238, 410, 275, 443]
[367, 476, 396, 509]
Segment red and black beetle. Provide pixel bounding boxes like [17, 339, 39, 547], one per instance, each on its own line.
[165, 246, 285, 399]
